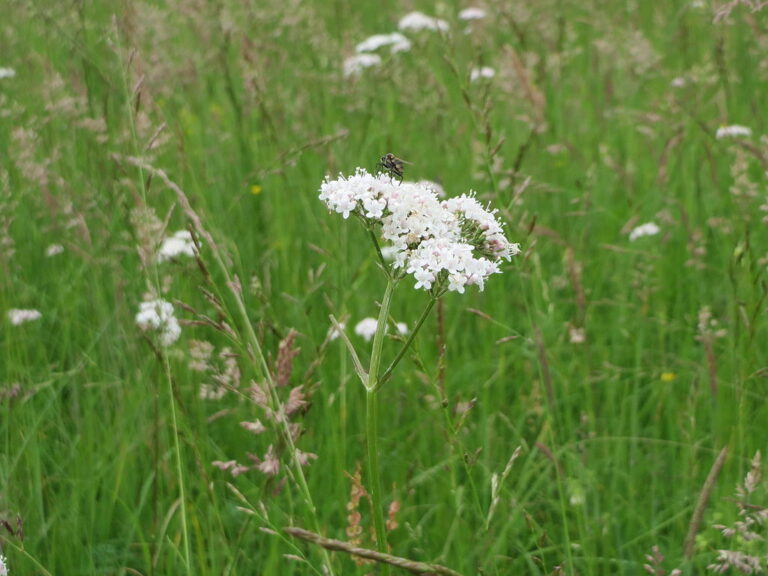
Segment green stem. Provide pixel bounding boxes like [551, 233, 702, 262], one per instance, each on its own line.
[368, 227, 390, 276]
[368, 278, 396, 391]
[365, 277, 397, 575]
[366, 389, 388, 570]
[377, 297, 438, 391]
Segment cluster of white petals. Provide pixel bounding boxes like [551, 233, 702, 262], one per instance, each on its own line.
[459, 7, 487, 20]
[355, 33, 411, 54]
[353, 318, 408, 342]
[0, 553, 8, 576]
[398, 11, 450, 32]
[628, 222, 661, 241]
[470, 66, 495, 82]
[0, 67, 15, 80]
[343, 53, 382, 77]
[716, 125, 752, 139]
[157, 230, 198, 262]
[354, 318, 379, 341]
[45, 243, 64, 257]
[135, 299, 181, 346]
[319, 169, 519, 293]
[7, 309, 42, 326]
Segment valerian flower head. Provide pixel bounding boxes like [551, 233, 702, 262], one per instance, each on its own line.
[135, 299, 181, 346]
[459, 7, 487, 20]
[398, 11, 450, 32]
[156, 230, 198, 262]
[7, 308, 42, 325]
[319, 168, 519, 294]
[716, 125, 752, 139]
[343, 54, 382, 77]
[354, 317, 379, 341]
[355, 33, 411, 54]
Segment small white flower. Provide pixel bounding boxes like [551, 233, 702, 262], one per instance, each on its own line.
[7, 309, 42, 326]
[380, 245, 399, 261]
[354, 318, 379, 342]
[396, 322, 408, 335]
[327, 321, 346, 341]
[670, 76, 686, 88]
[418, 180, 446, 198]
[356, 33, 411, 54]
[569, 326, 586, 344]
[470, 66, 495, 82]
[0, 67, 15, 80]
[157, 230, 198, 262]
[628, 222, 661, 241]
[343, 53, 381, 77]
[0, 553, 8, 576]
[459, 7, 487, 20]
[135, 299, 181, 346]
[398, 11, 450, 32]
[45, 244, 64, 257]
[716, 125, 752, 139]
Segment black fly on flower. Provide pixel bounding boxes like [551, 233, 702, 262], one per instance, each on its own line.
[376, 153, 412, 183]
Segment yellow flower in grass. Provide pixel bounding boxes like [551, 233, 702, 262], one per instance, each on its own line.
[660, 372, 677, 382]
[250, 184, 263, 196]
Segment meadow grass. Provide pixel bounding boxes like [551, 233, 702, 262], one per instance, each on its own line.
[2, 1, 768, 574]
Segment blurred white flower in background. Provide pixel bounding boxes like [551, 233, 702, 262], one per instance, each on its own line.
[135, 299, 181, 346]
[716, 125, 752, 139]
[7, 309, 42, 326]
[356, 33, 411, 54]
[45, 243, 64, 257]
[327, 321, 346, 341]
[0, 67, 15, 80]
[0, 553, 8, 576]
[352, 318, 408, 341]
[398, 12, 449, 32]
[470, 66, 495, 82]
[354, 318, 379, 342]
[157, 230, 197, 262]
[459, 7, 487, 20]
[628, 222, 661, 242]
[343, 53, 382, 77]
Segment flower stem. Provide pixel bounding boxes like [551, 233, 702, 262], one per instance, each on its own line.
[365, 277, 397, 574]
[366, 389, 388, 570]
[377, 297, 437, 391]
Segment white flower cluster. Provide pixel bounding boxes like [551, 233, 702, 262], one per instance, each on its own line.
[355, 33, 411, 55]
[0, 553, 7, 576]
[459, 7, 487, 20]
[716, 125, 752, 139]
[628, 222, 660, 241]
[319, 169, 519, 293]
[398, 11, 450, 32]
[156, 230, 198, 263]
[353, 317, 408, 342]
[470, 66, 495, 82]
[135, 299, 181, 346]
[343, 53, 382, 78]
[7, 309, 42, 326]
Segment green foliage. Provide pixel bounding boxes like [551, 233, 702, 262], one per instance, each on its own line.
[2, 1, 768, 574]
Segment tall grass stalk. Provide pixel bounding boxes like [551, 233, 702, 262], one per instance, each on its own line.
[116, 156, 336, 576]
[364, 276, 396, 571]
[112, 23, 194, 573]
